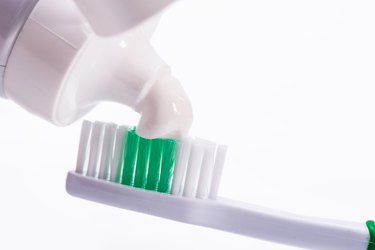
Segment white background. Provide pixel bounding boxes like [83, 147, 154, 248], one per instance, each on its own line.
[1, 0, 375, 249]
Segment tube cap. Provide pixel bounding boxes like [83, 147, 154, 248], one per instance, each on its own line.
[0, 0, 39, 98]
[3, 0, 91, 124]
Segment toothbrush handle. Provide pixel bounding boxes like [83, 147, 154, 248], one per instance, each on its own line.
[66, 172, 372, 250]
[194, 198, 370, 250]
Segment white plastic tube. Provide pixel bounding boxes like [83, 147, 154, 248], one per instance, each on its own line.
[2, 0, 192, 139]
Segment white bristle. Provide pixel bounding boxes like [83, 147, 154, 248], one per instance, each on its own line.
[87, 121, 105, 177]
[110, 126, 127, 182]
[183, 139, 205, 198]
[75, 120, 92, 174]
[196, 140, 216, 199]
[98, 123, 117, 180]
[171, 138, 192, 195]
[209, 145, 228, 199]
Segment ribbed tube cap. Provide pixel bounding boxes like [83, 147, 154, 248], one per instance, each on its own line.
[0, 0, 39, 98]
[3, 0, 91, 123]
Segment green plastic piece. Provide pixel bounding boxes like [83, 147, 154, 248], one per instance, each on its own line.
[158, 139, 177, 193]
[367, 220, 375, 250]
[146, 139, 163, 191]
[134, 137, 151, 188]
[121, 129, 139, 186]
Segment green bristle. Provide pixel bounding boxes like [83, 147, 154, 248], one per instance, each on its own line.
[146, 139, 163, 191]
[116, 127, 178, 194]
[158, 139, 177, 193]
[134, 137, 151, 188]
[121, 129, 139, 186]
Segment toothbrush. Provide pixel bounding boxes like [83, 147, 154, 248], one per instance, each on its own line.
[66, 120, 374, 250]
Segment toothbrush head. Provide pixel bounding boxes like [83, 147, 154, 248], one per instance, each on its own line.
[73, 120, 227, 199]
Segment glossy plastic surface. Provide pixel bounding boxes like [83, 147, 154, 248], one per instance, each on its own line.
[0, 0, 39, 97]
[0, 0, 38, 66]
[4, 0, 91, 120]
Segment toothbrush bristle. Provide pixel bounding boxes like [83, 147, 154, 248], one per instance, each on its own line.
[76, 121, 227, 199]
